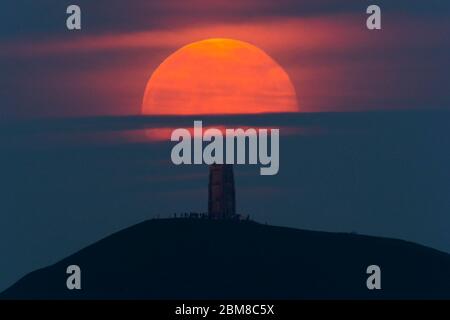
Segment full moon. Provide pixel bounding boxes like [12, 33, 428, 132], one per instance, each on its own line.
[142, 38, 298, 115]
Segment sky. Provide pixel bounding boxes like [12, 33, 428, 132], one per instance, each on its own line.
[1, 0, 450, 293]
[1, 0, 450, 118]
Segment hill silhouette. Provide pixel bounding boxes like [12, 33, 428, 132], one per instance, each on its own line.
[2, 218, 450, 299]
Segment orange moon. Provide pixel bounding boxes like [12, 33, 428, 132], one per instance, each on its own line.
[142, 38, 298, 115]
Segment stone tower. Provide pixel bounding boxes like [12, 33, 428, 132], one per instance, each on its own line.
[208, 164, 236, 219]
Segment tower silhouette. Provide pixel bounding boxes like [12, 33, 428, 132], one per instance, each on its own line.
[208, 164, 236, 219]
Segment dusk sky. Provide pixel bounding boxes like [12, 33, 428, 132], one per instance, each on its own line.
[1, 0, 450, 294]
[1, 0, 450, 118]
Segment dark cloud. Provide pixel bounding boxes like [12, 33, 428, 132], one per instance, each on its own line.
[2, 0, 450, 40]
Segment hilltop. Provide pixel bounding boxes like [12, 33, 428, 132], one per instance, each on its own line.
[2, 218, 450, 299]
